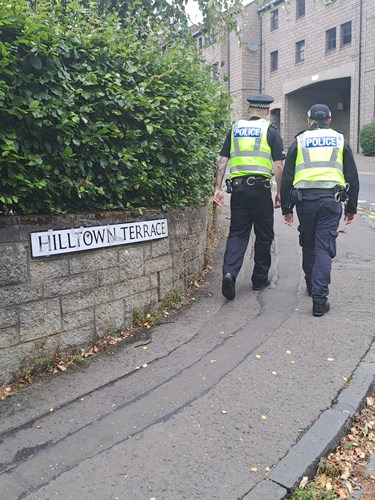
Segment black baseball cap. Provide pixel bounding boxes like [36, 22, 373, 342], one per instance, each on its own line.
[307, 104, 331, 120]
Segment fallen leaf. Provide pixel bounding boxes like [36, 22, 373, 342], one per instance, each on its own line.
[286, 350, 292, 355]
[56, 364, 67, 372]
[221, 410, 228, 414]
[261, 415, 267, 420]
[250, 467, 258, 473]
[299, 476, 308, 489]
[255, 354, 261, 359]
[142, 363, 148, 368]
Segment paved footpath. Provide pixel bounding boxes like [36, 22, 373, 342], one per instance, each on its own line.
[0, 156, 374, 500]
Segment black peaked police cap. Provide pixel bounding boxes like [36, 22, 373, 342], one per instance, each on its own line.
[246, 94, 274, 109]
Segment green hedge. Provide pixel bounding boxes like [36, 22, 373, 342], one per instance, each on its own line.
[0, 0, 231, 214]
[359, 120, 375, 157]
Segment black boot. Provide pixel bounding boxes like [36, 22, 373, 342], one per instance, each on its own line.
[222, 273, 235, 300]
[313, 301, 330, 317]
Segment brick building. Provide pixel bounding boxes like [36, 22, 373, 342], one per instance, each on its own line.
[194, 0, 374, 151]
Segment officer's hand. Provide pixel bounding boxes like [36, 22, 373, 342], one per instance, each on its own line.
[213, 190, 224, 207]
[283, 213, 293, 226]
[344, 213, 356, 224]
[274, 193, 281, 209]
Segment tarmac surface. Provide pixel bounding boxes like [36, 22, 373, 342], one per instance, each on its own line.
[0, 154, 374, 500]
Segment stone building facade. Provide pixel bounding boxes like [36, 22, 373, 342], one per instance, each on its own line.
[195, 0, 374, 151]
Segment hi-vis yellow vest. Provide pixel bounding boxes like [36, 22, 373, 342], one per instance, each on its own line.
[294, 128, 345, 188]
[229, 119, 273, 179]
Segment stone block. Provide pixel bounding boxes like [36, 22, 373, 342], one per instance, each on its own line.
[0, 326, 19, 349]
[44, 273, 98, 298]
[118, 245, 145, 267]
[60, 324, 95, 350]
[29, 258, 69, 281]
[96, 267, 120, 287]
[68, 249, 119, 274]
[0, 243, 28, 286]
[0, 307, 18, 328]
[113, 276, 151, 299]
[62, 308, 94, 332]
[19, 333, 61, 368]
[19, 298, 62, 342]
[0, 346, 21, 386]
[0, 283, 43, 308]
[94, 300, 125, 337]
[151, 238, 170, 257]
[145, 255, 173, 274]
[61, 287, 114, 314]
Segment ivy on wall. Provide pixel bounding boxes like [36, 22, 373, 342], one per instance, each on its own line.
[0, 0, 231, 214]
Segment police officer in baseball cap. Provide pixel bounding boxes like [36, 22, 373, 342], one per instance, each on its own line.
[213, 94, 285, 300]
[281, 103, 359, 316]
[307, 104, 331, 120]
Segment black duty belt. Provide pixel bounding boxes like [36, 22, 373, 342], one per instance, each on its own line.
[232, 176, 272, 189]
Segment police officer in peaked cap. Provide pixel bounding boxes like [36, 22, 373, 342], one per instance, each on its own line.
[281, 103, 359, 316]
[214, 94, 285, 300]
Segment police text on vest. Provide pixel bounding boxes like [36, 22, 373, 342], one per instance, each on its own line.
[305, 137, 338, 148]
[234, 127, 261, 138]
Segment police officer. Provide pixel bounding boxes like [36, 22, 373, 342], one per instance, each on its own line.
[281, 104, 359, 316]
[214, 94, 285, 300]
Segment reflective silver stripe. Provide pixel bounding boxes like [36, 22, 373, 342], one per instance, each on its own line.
[253, 135, 262, 151]
[295, 160, 343, 173]
[330, 147, 338, 162]
[231, 165, 271, 175]
[230, 150, 272, 160]
[301, 143, 310, 163]
[294, 181, 338, 189]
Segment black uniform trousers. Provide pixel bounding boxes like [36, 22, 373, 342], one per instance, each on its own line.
[296, 194, 342, 304]
[223, 179, 274, 288]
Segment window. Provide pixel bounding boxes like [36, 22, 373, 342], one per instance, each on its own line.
[296, 40, 305, 63]
[198, 37, 203, 50]
[270, 51, 278, 72]
[270, 9, 278, 31]
[204, 35, 211, 48]
[326, 28, 336, 52]
[296, 0, 305, 19]
[341, 21, 352, 46]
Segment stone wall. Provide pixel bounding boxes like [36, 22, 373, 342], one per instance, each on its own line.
[0, 205, 211, 385]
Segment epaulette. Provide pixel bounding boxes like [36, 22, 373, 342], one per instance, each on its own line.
[295, 129, 306, 138]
